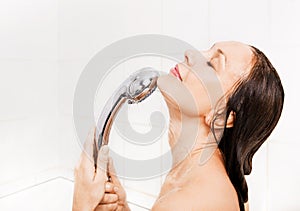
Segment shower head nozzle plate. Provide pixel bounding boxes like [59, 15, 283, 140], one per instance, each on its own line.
[127, 67, 159, 104]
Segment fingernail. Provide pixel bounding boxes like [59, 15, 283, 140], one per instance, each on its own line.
[113, 194, 118, 201]
[105, 183, 111, 189]
[114, 186, 119, 192]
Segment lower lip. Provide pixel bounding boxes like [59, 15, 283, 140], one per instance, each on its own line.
[170, 66, 182, 81]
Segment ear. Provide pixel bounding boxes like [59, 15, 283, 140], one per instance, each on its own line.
[204, 109, 214, 127]
[205, 110, 235, 128]
[226, 111, 235, 128]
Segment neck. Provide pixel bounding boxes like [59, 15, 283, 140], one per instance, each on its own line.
[167, 107, 219, 169]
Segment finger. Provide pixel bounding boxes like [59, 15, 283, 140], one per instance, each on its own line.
[96, 145, 109, 172]
[83, 127, 96, 158]
[82, 127, 96, 162]
[108, 157, 121, 186]
[101, 193, 118, 204]
[95, 203, 118, 211]
[78, 127, 96, 173]
[105, 182, 115, 193]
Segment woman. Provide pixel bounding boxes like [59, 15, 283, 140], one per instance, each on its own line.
[74, 41, 284, 211]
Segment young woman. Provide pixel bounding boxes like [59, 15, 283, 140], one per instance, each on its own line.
[73, 41, 284, 211]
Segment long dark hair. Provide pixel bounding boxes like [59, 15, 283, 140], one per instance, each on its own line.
[213, 46, 284, 210]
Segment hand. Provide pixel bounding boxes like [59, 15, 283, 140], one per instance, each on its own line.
[72, 127, 109, 211]
[95, 158, 130, 211]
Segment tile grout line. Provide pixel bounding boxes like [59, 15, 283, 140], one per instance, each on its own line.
[266, 140, 270, 211]
[0, 176, 62, 200]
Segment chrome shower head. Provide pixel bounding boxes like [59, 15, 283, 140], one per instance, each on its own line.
[96, 67, 160, 149]
[127, 68, 159, 104]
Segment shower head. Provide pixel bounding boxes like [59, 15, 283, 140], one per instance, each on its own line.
[96, 67, 160, 150]
[127, 68, 159, 104]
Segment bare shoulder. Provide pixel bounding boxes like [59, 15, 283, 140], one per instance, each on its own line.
[152, 177, 239, 211]
[152, 188, 195, 211]
[192, 180, 240, 211]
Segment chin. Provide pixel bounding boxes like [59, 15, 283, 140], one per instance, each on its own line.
[157, 74, 179, 109]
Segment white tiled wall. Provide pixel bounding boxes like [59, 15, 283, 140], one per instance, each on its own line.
[1, 0, 299, 210]
[0, 178, 74, 211]
[0, 0, 59, 199]
[0, 0, 58, 60]
[208, 0, 270, 47]
[270, 0, 300, 47]
[162, 0, 210, 49]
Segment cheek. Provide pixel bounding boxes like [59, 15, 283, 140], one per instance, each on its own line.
[222, 63, 250, 91]
[220, 73, 240, 95]
[188, 66, 227, 112]
[184, 74, 214, 116]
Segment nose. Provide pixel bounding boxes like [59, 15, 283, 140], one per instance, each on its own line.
[184, 49, 198, 66]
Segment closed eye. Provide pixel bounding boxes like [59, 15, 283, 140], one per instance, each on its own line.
[207, 50, 226, 71]
[207, 61, 214, 68]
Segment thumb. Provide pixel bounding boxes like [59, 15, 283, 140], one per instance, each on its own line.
[96, 145, 109, 173]
[108, 157, 121, 186]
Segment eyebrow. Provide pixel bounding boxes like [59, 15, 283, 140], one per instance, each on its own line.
[217, 48, 227, 63]
[210, 44, 227, 65]
[217, 48, 225, 56]
[211, 44, 225, 57]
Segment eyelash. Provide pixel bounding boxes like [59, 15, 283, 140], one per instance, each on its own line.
[207, 61, 213, 68]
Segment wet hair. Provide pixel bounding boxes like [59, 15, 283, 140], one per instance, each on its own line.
[213, 46, 284, 211]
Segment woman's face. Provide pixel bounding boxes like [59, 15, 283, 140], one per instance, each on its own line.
[157, 41, 255, 117]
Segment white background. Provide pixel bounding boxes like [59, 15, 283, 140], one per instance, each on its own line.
[0, 0, 299, 210]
